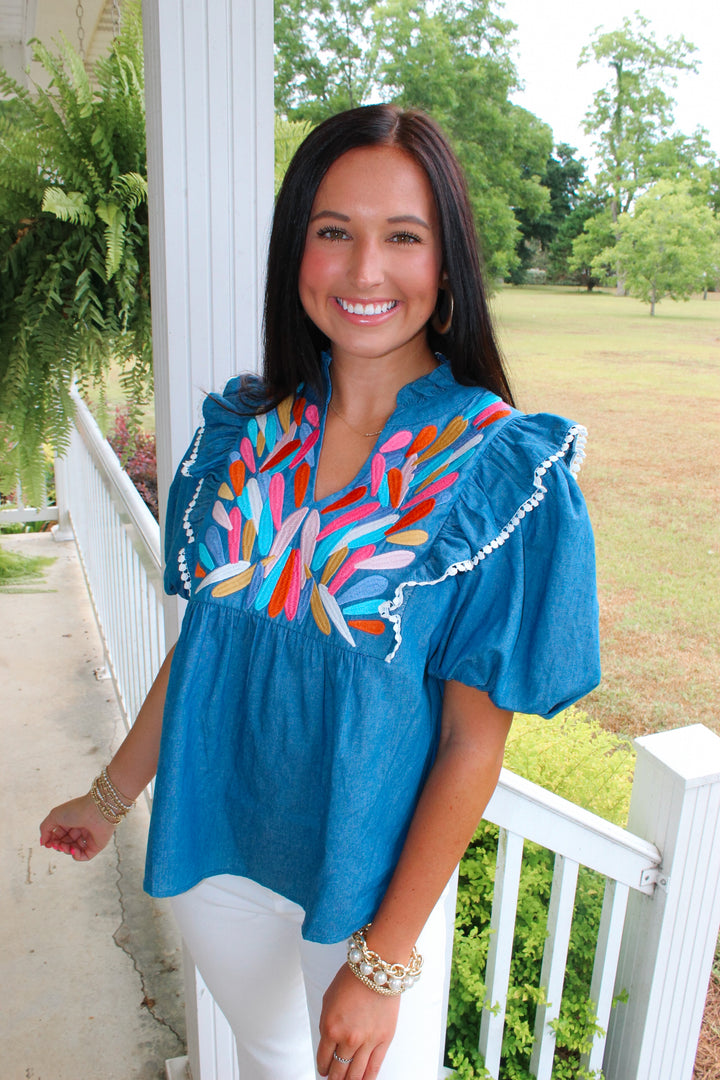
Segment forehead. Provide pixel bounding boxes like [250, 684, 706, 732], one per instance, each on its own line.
[311, 145, 437, 220]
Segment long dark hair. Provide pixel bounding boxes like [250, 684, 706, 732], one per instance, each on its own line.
[263, 104, 514, 406]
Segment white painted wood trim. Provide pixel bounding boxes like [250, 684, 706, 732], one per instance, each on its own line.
[582, 878, 630, 1073]
[478, 828, 524, 1077]
[530, 856, 580, 1079]
[485, 767, 660, 891]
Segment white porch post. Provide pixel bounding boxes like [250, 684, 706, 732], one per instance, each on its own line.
[142, 0, 274, 644]
[142, 2, 274, 1077]
[603, 724, 720, 1079]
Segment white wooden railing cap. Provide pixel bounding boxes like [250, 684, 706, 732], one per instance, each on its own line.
[634, 724, 720, 788]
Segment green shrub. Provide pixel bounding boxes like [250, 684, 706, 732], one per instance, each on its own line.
[446, 709, 635, 1078]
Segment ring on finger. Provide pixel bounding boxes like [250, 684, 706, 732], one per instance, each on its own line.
[333, 1050, 354, 1064]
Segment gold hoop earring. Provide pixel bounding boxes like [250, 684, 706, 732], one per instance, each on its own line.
[432, 288, 454, 335]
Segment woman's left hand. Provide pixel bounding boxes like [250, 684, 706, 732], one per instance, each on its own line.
[317, 964, 401, 1079]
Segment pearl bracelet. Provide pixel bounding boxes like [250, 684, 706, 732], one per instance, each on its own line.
[346, 924, 423, 995]
[89, 767, 134, 825]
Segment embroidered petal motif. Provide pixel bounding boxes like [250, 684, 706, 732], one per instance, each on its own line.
[300, 509, 321, 570]
[212, 500, 232, 531]
[316, 501, 381, 541]
[385, 498, 435, 535]
[387, 468, 403, 507]
[268, 506, 308, 562]
[408, 472, 458, 503]
[348, 619, 385, 635]
[295, 462, 311, 507]
[269, 548, 298, 617]
[326, 544, 375, 595]
[386, 530, 429, 546]
[277, 395, 293, 433]
[210, 565, 256, 597]
[334, 575, 388, 606]
[406, 425, 437, 457]
[322, 486, 368, 514]
[354, 551, 415, 571]
[310, 583, 331, 635]
[242, 519, 256, 561]
[228, 507, 243, 564]
[284, 547, 305, 620]
[318, 548, 346, 588]
[290, 428, 320, 468]
[317, 584, 355, 645]
[197, 560, 252, 591]
[370, 454, 386, 496]
[240, 437, 256, 473]
[189, 386, 515, 647]
[415, 416, 467, 464]
[379, 430, 412, 453]
[269, 473, 285, 530]
[474, 402, 511, 429]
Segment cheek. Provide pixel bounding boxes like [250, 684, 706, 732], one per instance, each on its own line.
[299, 246, 338, 300]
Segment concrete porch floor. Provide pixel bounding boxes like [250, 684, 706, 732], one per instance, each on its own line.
[1, 531, 187, 1080]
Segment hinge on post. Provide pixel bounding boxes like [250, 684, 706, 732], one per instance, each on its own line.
[640, 867, 670, 893]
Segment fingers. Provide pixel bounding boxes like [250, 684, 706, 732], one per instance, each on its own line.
[40, 824, 92, 859]
[318, 1042, 386, 1080]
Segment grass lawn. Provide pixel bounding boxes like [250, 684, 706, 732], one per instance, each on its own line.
[490, 286, 720, 738]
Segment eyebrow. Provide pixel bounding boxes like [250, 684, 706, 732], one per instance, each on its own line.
[309, 210, 432, 230]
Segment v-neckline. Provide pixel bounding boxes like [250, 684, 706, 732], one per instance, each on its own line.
[309, 352, 450, 508]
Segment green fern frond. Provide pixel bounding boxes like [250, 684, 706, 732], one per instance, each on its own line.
[41, 187, 95, 225]
[112, 172, 148, 210]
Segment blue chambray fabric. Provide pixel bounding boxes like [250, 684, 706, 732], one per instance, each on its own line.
[144, 355, 600, 942]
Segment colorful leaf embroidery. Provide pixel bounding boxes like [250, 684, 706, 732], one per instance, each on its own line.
[184, 384, 510, 645]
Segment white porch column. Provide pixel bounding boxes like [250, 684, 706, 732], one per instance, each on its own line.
[142, 4, 274, 1077]
[142, 0, 274, 646]
[604, 724, 720, 1079]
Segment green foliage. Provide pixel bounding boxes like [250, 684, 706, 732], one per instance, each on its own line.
[274, 0, 554, 281]
[601, 181, 720, 314]
[0, 1, 150, 505]
[511, 143, 587, 284]
[275, 116, 315, 194]
[579, 12, 699, 221]
[568, 210, 616, 290]
[446, 709, 635, 1078]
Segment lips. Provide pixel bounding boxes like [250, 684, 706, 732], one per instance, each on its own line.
[336, 298, 399, 316]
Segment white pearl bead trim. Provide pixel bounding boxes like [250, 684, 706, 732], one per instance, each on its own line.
[177, 547, 191, 596]
[378, 425, 588, 662]
[180, 419, 206, 478]
[182, 477, 205, 544]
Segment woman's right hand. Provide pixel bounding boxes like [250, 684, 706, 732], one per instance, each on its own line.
[40, 794, 118, 861]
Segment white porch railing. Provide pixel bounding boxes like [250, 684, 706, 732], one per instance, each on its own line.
[55, 400, 720, 1080]
[56, 387, 166, 735]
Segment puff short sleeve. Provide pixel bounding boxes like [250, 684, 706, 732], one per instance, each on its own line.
[424, 413, 600, 718]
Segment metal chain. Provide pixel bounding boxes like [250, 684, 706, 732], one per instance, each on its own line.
[76, 0, 86, 60]
[112, 0, 122, 39]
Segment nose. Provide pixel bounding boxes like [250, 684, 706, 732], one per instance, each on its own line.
[348, 237, 384, 290]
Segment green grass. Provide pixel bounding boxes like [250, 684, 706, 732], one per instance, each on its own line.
[490, 286, 720, 736]
[0, 543, 55, 586]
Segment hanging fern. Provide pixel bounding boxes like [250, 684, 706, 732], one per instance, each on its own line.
[0, 0, 151, 504]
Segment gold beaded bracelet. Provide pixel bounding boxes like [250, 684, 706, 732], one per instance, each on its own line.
[346, 924, 423, 995]
[89, 767, 135, 825]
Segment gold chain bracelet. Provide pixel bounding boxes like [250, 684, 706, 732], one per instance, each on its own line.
[346, 924, 423, 995]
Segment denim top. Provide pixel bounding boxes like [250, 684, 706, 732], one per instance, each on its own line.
[144, 355, 600, 942]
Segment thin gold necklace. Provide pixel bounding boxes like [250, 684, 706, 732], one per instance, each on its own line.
[328, 397, 386, 438]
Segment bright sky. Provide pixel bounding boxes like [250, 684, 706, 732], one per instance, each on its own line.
[502, 0, 720, 173]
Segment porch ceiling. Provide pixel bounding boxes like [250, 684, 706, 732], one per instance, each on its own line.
[0, 0, 116, 86]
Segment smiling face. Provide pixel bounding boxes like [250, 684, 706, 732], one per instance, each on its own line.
[298, 145, 443, 376]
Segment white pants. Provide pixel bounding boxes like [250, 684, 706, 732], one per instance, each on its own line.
[170, 873, 456, 1080]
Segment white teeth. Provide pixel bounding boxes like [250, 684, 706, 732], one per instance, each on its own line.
[338, 298, 397, 315]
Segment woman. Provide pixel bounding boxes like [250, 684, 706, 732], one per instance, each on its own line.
[40, 105, 600, 1080]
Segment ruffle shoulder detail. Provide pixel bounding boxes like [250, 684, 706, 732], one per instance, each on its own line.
[378, 412, 588, 661]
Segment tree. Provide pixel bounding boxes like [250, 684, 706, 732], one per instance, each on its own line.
[567, 207, 616, 290]
[596, 181, 720, 314]
[274, 0, 555, 281]
[511, 143, 587, 283]
[549, 191, 607, 287]
[274, 0, 377, 122]
[580, 12, 698, 223]
[374, 0, 552, 280]
[0, 2, 150, 502]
